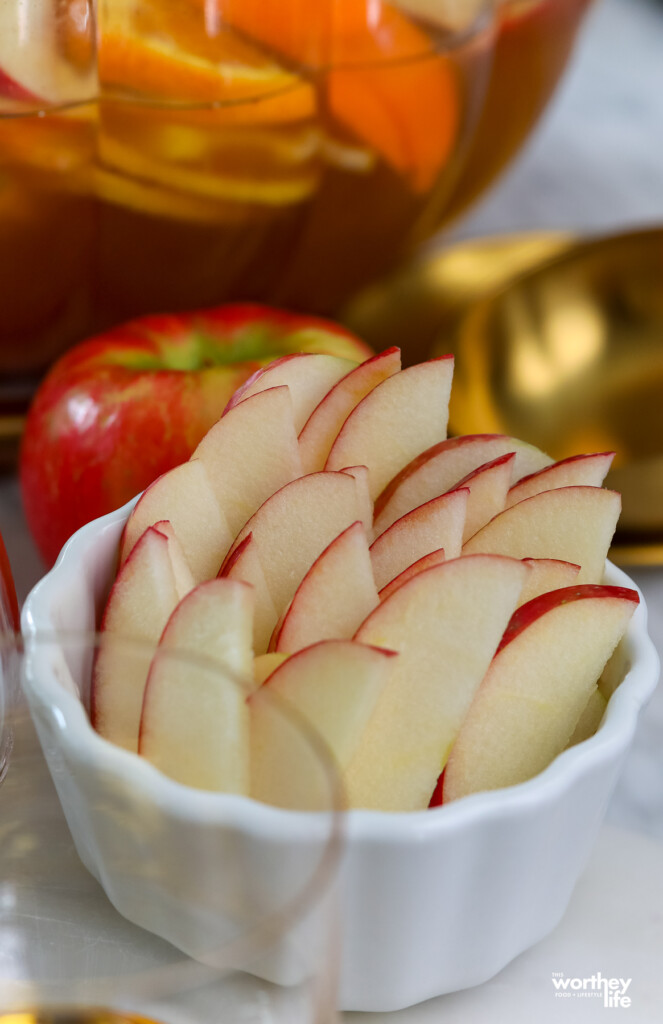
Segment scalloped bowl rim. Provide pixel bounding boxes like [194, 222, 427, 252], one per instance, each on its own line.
[21, 495, 660, 843]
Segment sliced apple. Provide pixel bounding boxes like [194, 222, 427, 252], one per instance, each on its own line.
[222, 470, 366, 618]
[220, 533, 278, 655]
[271, 522, 379, 654]
[462, 486, 621, 584]
[450, 453, 515, 543]
[442, 585, 638, 801]
[325, 357, 454, 500]
[139, 578, 254, 792]
[91, 523, 195, 752]
[345, 555, 528, 811]
[518, 557, 581, 607]
[568, 687, 608, 747]
[249, 640, 396, 810]
[150, 520, 197, 599]
[120, 459, 234, 583]
[369, 489, 467, 591]
[223, 352, 358, 432]
[373, 433, 553, 537]
[298, 347, 402, 472]
[505, 452, 615, 508]
[378, 548, 446, 602]
[340, 464, 372, 536]
[253, 652, 288, 685]
[191, 385, 303, 536]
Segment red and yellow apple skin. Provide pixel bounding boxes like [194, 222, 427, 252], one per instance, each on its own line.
[19, 303, 371, 566]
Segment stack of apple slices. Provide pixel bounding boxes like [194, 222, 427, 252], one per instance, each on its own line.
[90, 349, 638, 812]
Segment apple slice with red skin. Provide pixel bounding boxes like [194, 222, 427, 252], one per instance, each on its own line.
[120, 459, 234, 583]
[249, 640, 396, 810]
[505, 452, 615, 509]
[377, 547, 445, 603]
[440, 584, 639, 802]
[90, 522, 195, 752]
[450, 452, 515, 543]
[517, 557, 581, 607]
[298, 347, 402, 472]
[271, 521, 379, 654]
[369, 489, 467, 591]
[191, 385, 303, 537]
[325, 357, 454, 501]
[462, 486, 621, 584]
[150, 520, 197, 599]
[223, 352, 358, 432]
[373, 433, 553, 537]
[339, 465, 372, 536]
[345, 554, 528, 811]
[219, 533, 278, 655]
[221, 470, 368, 619]
[139, 578, 254, 792]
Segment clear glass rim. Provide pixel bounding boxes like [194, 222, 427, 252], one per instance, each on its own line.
[1, 627, 346, 1005]
[0, 0, 496, 119]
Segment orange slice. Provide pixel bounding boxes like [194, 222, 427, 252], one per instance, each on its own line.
[98, 0, 316, 122]
[196, 0, 458, 191]
[98, 132, 319, 205]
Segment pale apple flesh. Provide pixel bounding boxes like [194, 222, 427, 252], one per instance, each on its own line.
[249, 640, 396, 810]
[378, 548, 446, 602]
[369, 488, 467, 591]
[373, 433, 553, 537]
[325, 357, 454, 501]
[271, 521, 379, 654]
[346, 555, 529, 812]
[462, 486, 622, 584]
[223, 352, 358, 431]
[505, 452, 615, 508]
[450, 452, 515, 543]
[91, 523, 195, 753]
[441, 585, 639, 802]
[219, 533, 278, 655]
[119, 459, 234, 583]
[567, 687, 608, 747]
[298, 347, 402, 472]
[139, 578, 254, 792]
[191, 385, 303, 537]
[518, 558, 581, 607]
[221, 470, 368, 618]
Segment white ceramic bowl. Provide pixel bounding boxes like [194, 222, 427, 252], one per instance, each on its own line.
[21, 499, 659, 1012]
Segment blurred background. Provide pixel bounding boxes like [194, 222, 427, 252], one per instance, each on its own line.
[447, 0, 663, 243]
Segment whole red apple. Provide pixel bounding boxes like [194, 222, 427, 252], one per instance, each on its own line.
[20, 303, 372, 566]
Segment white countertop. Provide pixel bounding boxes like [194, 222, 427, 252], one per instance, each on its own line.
[1, 0, 662, 1019]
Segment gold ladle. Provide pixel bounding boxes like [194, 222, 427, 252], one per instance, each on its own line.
[342, 227, 663, 565]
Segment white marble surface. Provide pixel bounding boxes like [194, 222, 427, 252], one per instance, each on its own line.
[1, 0, 662, 1018]
[448, 0, 663, 242]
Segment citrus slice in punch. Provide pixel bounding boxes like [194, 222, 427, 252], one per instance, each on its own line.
[98, 0, 315, 117]
[193, 0, 459, 192]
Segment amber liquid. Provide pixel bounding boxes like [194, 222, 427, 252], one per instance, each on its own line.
[0, 0, 590, 398]
[445, 0, 594, 221]
[0, 1, 493, 398]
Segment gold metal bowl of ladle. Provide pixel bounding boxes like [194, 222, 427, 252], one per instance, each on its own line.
[343, 227, 663, 565]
